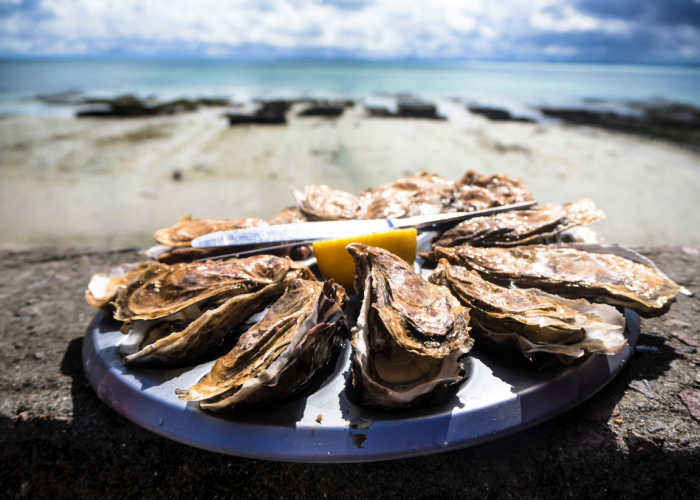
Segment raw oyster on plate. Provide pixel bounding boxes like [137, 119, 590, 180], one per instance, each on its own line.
[357, 171, 456, 219]
[266, 206, 308, 225]
[346, 244, 473, 408]
[292, 170, 534, 222]
[432, 244, 681, 317]
[432, 198, 604, 248]
[177, 279, 348, 411]
[294, 184, 361, 220]
[148, 208, 310, 264]
[154, 215, 268, 247]
[99, 255, 314, 366]
[85, 261, 154, 308]
[451, 170, 534, 212]
[429, 260, 626, 360]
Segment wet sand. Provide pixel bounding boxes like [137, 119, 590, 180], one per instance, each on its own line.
[1, 101, 699, 248]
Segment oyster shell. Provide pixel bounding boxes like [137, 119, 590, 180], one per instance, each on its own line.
[177, 279, 348, 411]
[85, 262, 154, 308]
[347, 244, 473, 408]
[293, 170, 534, 222]
[429, 260, 626, 359]
[432, 199, 604, 248]
[294, 184, 361, 220]
[357, 171, 455, 219]
[150, 246, 249, 265]
[121, 284, 288, 366]
[451, 170, 533, 212]
[266, 206, 308, 225]
[113, 255, 313, 322]
[149, 207, 310, 264]
[95, 255, 314, 366]
[153, 215, 268, 247]
[433, 245, 681, 316]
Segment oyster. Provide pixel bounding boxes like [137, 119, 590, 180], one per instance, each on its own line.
[153, 215, 268, 247]
[149, 246, 248, 265]
[294, 185, 361, 220]
[433, 245, 681, 316]
[110, 255, 314, 365]
[266, 206, 308, 225]
[113, 255, 312, 321]
[121, 284, 293, 366]
[357, 171, 455, 219]
[85, 262, 155, 308]
[347, 244, 473, 408]
[452, 170, 533, 211]
[177, 279, 348, 411]
[149, 208, 310, 264]
[293, 170, 534, 222]
[429, 260, 626, 359]
[433, 199, 604, 248]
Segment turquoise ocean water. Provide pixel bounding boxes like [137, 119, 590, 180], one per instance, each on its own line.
[1, 59, 699, 115]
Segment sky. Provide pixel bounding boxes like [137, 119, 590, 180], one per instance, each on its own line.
[0, 0, 699, 64]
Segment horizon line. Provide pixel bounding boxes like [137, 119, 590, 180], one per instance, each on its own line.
[1, 54, 699, 68]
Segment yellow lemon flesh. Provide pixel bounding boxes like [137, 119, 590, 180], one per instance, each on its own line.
[312, 228, 417, 292]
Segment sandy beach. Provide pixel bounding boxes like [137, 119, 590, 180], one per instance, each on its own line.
[1, 101, 699, 248]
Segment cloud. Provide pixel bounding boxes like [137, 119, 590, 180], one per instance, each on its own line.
[0, 0, 697, 63]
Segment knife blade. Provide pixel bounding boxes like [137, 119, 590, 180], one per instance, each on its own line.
[190, 201, 536, 248]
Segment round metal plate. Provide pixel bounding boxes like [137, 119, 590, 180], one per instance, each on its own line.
[82, 308, 638, 463]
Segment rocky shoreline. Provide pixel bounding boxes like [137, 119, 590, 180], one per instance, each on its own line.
[34, 91, 700, 147]
[539, 100, 700, 149]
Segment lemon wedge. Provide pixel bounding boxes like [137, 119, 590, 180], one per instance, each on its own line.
[312, 228, 417, 292]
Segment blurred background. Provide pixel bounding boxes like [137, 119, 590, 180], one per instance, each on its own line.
[1, 0, 699, 248]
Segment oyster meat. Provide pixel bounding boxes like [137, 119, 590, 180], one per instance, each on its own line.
[177, 279, 348, 411]
[433, 244, 681, 316]
[347, 244, 473, 408]
[109, 255, 314, 365]
[429, 260, 626, 359]
[433, 199, 604, 248]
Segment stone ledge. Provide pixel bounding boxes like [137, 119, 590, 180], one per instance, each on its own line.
[1, 247, 698, 499]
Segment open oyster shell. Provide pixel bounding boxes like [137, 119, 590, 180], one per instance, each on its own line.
[294, 185, 361, 220]
[451, 170, 534, 212]
[148, 208, 310, 264]
[347, 244, 473, 408]
[85, 262, 154, 308]
[429, 260, 626, 360]
[154, 215, 268, 247]
[109, 255, 314, 365]
[292, 170, 534, 222]
[121, 284, 287, 366]
[266, 206, 308, 225]
[113, 255, 313, 322]
[177, 279, 348, 411]
[432, 198, 604, 249]
[357, 171, 455, 219]
[433, 244, 681, 317]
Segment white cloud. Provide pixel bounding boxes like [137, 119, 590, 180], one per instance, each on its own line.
[543, 44, 578, 56]
[0, 0, 696, 62]
[0, 0, 526, 57]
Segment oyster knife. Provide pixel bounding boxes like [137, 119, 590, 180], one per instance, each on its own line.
[191, 201, 536, 248]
